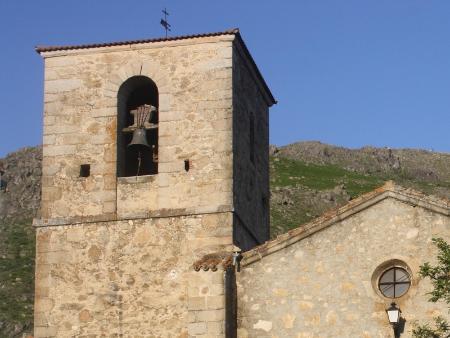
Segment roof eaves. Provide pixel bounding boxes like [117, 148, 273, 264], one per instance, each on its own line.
[241, 181, 450, 267]
[35, 28, 240, 54]
[192, 252, 233, 272]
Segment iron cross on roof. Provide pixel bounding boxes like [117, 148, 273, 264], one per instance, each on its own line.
[160, 8, 171, 38]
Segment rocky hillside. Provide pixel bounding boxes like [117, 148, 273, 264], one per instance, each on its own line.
[277, 141, 450, 187]
[0, 147, 41, 338]
[1, 142, 450, 336]
[0, 147, 42, 220]
[270, 142, 450, 236]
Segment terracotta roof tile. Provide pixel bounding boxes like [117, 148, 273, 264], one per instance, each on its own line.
[193, 252, 233, 272]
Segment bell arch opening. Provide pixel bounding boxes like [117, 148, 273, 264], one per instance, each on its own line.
[117, 76, 159, 177]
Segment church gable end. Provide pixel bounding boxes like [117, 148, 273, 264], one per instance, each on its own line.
[237, 184, 450, 337]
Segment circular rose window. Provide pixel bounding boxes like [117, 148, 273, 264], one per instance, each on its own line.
[378, 266, 411, 298]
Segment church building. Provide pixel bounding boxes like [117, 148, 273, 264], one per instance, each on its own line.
[34, 29, 450, 338]
[235, 181, 450, 337]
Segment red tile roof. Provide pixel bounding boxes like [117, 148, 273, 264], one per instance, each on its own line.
[193, 252, 233, 272]
[35, 28, 239, 53]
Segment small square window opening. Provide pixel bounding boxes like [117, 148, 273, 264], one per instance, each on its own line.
[80, 164, 91, 177]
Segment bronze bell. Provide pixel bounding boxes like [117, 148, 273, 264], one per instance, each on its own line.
[128, 128, 150, 148]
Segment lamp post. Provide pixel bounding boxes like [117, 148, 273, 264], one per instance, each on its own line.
[386, 302, 401, 337]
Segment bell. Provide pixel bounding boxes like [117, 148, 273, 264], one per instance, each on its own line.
[128, 128, 150, 148]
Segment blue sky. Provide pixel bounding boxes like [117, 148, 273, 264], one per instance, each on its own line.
[1, 0, 450, 157]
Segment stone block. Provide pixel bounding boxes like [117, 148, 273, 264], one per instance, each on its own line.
[41, 176, 54, 187]
[103, 175, 116, 190]
[188, 287, 199, 297]
[34, 312, 49, 326]
[43, 145, 77, 157]
[44, 250, 73, 264]
[43, 134, 56, 145]
[196, 57, 232, 72]
[67, 227, 85, 243]
[206, 296, 224, 310]
[91, 107, 115, 117]
[34, 325, 58, 337]
[44, 93, 59, 103]
[188, 322, 207, 336]
[158, 93, 172, 111]
[36, 297, 55, 312]
[211, 118, 232, 131]
[44, 68, 59, 80]
[42, 164, 59, 176]
[207, 321, 224, 334]
[43, 116, 56, 126]
[208, 284, 224, 296]
[41, 187, 62, 202]
[196, 309, 224, 322]
[188, 297, 206, 311]
[60, 133, 86, 145]
[91, 190, 116, 202]
[44, 124, 79, 136]
[45, 79, 82, 93]
[35, 285, 50, 298]
[159, 161, 183, 173]
[46, 55, 77, 67]
[188, 311, 197, 323]
[159, 135, 180, 147]
[159, 110, 184, 122]
[103, 144, 116, 161]
[102, 201, 116, 214]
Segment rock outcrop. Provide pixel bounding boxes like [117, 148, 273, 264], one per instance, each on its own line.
[0, 146, 41, 337]
[0, 146, 42, 221]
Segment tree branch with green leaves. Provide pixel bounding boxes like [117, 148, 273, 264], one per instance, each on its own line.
[412, 238, 450, 338]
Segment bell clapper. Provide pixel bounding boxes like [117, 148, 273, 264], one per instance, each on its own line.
[136, 150, 142, 179]
[152, 145, 158, 163]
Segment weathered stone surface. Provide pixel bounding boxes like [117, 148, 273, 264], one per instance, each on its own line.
[35, 214, 232, 337]
[39, 37, 238, 221]
[35, 32, 273, 337]
[237, 197, 450, 337]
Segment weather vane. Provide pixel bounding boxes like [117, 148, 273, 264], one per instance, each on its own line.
[160, 8, 171, 38]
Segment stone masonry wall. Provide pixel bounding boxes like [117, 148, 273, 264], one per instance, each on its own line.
[40, 36, 234, 222]
[186, 269, 226, 338]
[237, 198, 450, 337]
[36, 33, 273, 337]
[35, 212, 232, 337]
[232, 41, 270, 251]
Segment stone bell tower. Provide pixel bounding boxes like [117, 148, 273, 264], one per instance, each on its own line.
[34, 29, 275, 337]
